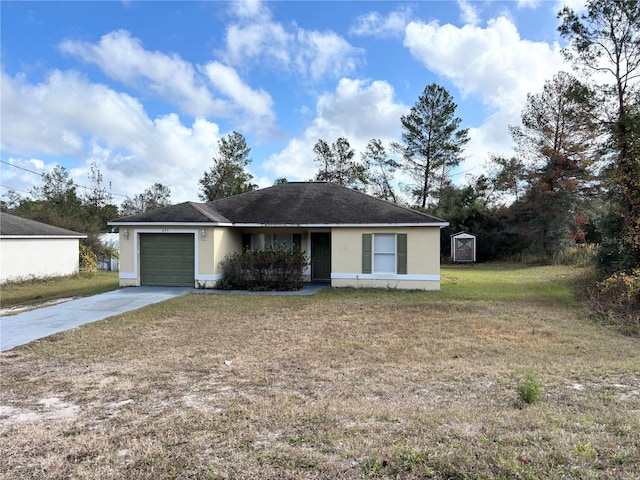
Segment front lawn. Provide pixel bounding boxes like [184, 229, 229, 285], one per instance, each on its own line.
[0, 265, 638, 479]
[0, 271, 119, 310]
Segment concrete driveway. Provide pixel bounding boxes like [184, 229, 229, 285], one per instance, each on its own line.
[0, 287, 192, 351]
[0, 283, 328, 351]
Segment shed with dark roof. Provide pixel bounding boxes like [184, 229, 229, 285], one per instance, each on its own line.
[109, 182, 448, 290]
[0, 213, 86, 283]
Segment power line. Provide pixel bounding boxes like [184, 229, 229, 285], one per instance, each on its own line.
[0, 184, 30, 194]
[0, 159, 129, 198]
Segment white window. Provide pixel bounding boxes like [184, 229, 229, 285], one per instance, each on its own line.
[373, 234, 396, 274]
[246, 233, 301, 251]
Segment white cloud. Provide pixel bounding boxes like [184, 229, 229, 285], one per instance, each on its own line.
[264, 78, 407, 181]
[223, 6, 362, 82]
[457, 0, 480, 26]
[224, 22, 292, 67]
[0, 68, 221, 203]
[60, 30, 226, 117]
[517, 0, 541, 8]
[349, 7, 412, 37]
[60, 30, 278, 135]
[229, 0, 267, 19]
[404, 16, 565, 177]
[295, 30, 362, 82]
[204, 61, 275, 122]
[405, 17, 564, 113]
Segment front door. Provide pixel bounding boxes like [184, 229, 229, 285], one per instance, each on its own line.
[311, 232, 331, 281]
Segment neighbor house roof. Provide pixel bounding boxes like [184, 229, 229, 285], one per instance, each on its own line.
[0, 213, 86, 238]
[110, 182, 448, 227]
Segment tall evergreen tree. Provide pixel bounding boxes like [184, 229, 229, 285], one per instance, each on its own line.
[362, 139, 399, 203]
[121, 183, 172, 216]
[199, 132, 257, 201]
[397, 83, 469, 208]
[313, 137, 368, 190]
[510, 72, 597, 258]
[559, 0, 640, 271]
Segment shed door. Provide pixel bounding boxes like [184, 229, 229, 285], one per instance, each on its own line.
[455, 238, 474, 262]
[140, 233, 195, 287]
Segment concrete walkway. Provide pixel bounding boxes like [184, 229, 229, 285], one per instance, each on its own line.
[0, 283, 328, 351]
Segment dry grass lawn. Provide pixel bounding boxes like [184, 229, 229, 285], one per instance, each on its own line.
[0, 265, 638, 479]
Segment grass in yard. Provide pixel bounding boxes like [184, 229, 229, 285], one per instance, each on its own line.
[0, 264, 638, 479]
[0, 271, 119, 310]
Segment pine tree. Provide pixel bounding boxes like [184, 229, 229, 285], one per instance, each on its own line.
[398, 83, 469, 208]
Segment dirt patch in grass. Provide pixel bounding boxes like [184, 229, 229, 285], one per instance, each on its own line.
[1, 266, 639, 479]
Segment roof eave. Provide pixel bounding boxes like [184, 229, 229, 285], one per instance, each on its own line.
[107, 221, 233, 227]
[233, 222, 450, 228]
[0, 234, 87, 239]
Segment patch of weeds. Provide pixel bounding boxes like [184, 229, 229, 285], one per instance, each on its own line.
[601, 388, 615, 405]
[516, 373, 542, 405]
[281, 435, 307, 446]
[359, 457, 387, 476]
[395, 447, 431, 473]
[573, 443, 598, 462]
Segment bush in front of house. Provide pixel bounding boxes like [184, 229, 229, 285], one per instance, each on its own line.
[217, 246, 308, 291]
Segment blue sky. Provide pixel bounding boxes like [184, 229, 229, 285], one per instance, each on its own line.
[1, 0, 584, 204]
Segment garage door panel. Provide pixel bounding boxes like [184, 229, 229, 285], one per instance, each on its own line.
[140, 234, 194, 287]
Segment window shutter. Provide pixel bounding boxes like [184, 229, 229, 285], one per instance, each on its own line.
[362, 234, 372, 274]
[397, 234, 407, 274]
[293, 234, 302, 251]
[242, 234, 251, 251]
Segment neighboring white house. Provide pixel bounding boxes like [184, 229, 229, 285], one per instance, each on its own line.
[0, 213, 87, 283]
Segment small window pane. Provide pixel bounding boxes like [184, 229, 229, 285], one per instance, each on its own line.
[374, 253, 395, 273]
[374, 234, 395, 253]
[274, 234, 293, 248]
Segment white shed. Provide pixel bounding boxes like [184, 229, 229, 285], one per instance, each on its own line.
[0, 213, 86, 283]
[451, 232, 476, 263]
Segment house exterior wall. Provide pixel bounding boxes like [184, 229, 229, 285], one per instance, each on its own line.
[0, 238, 80, 283]
[330, 227, 442, 290]
[212, 227, 241, 284]
[115, 225, 443, 290]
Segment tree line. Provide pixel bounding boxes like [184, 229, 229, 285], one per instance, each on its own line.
[199, 0, 639, 279]
[2, 0, 637, 284]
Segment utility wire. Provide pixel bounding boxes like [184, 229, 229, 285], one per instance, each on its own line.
[0, 159, 129, 198]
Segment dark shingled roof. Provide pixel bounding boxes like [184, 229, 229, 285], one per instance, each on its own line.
[111, 182, 447, 226]
[0, 213, 86, 237]
[114, 201, 230, 224]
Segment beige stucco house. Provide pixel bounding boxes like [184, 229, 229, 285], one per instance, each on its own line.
[0, 213, 86, 283]
[109, 182, 448, 290]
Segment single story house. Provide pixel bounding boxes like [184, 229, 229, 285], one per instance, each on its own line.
[108, 182, 449, 290]
[0, 212, 86, 283]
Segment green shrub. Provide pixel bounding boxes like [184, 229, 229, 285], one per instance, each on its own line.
[516, 373, 542, 405]
[555, 243, 597, 267]
[217, 246, 308, 291]
[590, 269, 640, 333]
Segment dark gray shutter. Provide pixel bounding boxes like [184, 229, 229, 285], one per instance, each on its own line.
[362, 234, 372, 274]
[242, 234, 251, 251]
[293, 234, 302, 251]
[397, 234, 407, 275]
